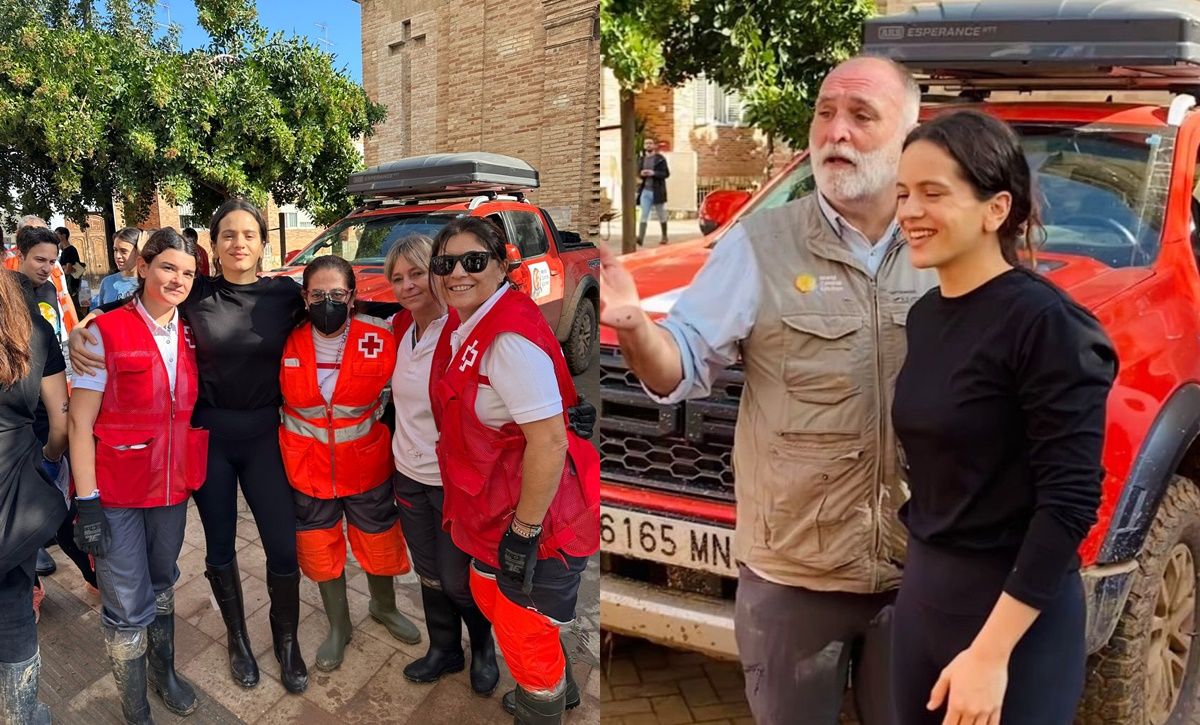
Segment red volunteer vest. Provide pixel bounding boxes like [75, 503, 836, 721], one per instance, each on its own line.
[430, 289, 600, 567]
[92, 302, 207, 508]
[279, 315, 397, 499]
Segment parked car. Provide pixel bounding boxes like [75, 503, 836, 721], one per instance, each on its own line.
[269, 152, 600, 374]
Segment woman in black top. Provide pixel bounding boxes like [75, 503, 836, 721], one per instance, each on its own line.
[891, 111, 1117, 724]
[0, 269, 69, 723]
[71, 200, 312, 694]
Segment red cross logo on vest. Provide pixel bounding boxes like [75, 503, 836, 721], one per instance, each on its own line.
[182, 324, 196, 349]
[458, 340, 480, 372]
[358, 332, 383, 359]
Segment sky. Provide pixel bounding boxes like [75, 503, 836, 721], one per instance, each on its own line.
[155, 0, 363, 83]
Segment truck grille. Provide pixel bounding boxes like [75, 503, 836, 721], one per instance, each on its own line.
[599, 345, 741, 501]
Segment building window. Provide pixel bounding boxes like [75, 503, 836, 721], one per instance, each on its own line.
[693, 75, 744, 127]
[178, 202, 197, 231]
[281, 205, 316, 229]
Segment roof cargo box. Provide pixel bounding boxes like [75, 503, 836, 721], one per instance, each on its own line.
[346, 152, 539, 198]
[864, 0, 1200, 91]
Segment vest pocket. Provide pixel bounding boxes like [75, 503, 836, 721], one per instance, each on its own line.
[111, 353, 156, 411]
[763, 432, 868, 573]
[781, 313, 864, 405]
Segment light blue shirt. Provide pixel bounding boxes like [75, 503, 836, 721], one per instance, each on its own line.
[96, 273, 138, 306]
[647, 193, 899, 404]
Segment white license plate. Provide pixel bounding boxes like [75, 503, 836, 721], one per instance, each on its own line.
[601, 506, 736, 577]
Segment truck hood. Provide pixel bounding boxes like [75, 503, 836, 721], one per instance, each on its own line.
[599, 244, 1152, 346]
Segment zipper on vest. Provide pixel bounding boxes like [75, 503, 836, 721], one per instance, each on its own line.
[868, 278, 883, 590]
[327, 403, 338, 497]
[166, 392, 175, 507]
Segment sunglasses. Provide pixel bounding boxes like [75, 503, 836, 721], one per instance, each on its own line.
[430, 251, 493, 276]
[306, 288, 351, 304]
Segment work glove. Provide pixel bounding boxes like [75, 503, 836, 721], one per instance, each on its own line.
[498, 522, 541, 594]
[566, 395, 596, 440]
[73, 495, 109, 558]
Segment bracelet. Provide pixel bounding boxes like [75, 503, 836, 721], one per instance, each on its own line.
[510, 516, 543, 538]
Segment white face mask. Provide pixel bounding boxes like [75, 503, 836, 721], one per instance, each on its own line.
[811, 138, 902, 203]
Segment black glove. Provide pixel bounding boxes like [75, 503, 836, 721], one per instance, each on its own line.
[73, 495, 109, 558]
[498, 523, 541, 594]
[566, 395, 596, 440]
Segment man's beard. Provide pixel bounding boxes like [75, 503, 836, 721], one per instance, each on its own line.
[811, 141, 900, 203]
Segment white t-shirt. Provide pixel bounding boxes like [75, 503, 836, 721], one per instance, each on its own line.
[391, 314, 448, 485]
[74, 299, 180, 394]
[449, 286, 563, 429]
[311, 326, 347, 403]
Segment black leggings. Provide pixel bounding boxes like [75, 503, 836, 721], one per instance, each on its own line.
[192, 408, 298, 574]
[892, 539, 1086, 724]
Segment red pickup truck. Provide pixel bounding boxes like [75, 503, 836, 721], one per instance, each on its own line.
[601, 2, 1200, 721]
[271, 153, 600, 374]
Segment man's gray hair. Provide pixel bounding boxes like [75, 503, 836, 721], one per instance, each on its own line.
[853, 54, 922, 129]
[17, 215, 46, 230]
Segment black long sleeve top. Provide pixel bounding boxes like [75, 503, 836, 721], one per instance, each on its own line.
[891, 268, 1117, 609]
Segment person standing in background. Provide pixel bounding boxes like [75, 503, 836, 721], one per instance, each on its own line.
[56, 227, 82, 315]
[182, 228, 211, 277]
[636, 138, 670, 246]
[96, 228, 141, 306]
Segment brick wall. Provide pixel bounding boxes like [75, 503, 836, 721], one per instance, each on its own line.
[360, 0, 601, 236]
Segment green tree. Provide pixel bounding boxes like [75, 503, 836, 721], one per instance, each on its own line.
[0, 0, 384, 270]
[600, 0, 682, 253]
[663, 0, 873, 150]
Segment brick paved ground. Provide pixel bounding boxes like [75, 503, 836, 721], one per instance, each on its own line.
[599, 635, 751, 725]
[600, 635, 867, 725]
[33, 497, 600, 724]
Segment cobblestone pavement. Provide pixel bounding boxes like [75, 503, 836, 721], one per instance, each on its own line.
[34, 497, 600, 724]
[599, 636, 751, 725]
[600, 635, 867, 725]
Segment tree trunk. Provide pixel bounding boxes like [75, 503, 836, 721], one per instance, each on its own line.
[620, 88, 638, 254]
[101, 190, 117, 274]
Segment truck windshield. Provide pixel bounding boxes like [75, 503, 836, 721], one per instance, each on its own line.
[728, 123, 1169, 269]
[288, 212, 456, 266]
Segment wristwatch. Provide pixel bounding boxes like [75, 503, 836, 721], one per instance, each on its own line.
[510, 516, 543, 539]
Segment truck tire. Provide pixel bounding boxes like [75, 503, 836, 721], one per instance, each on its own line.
[564, 297, 597, 376]
[1078, 475, 1200, 725]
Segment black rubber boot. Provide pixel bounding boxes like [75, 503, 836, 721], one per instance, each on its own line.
[203, 559, 259, 688]
[315, 573, 352, 672]
[266, 568, 309, 693]
[0, 650, 51, 725]
[104, 627, 154, 725]
[460, 601, 499, 696]
[660, 221, 669, 245]
[636, 222, 646, 246]
[366, 573, 422, 644]
[403, 583, 465, 684]
[501, 643, 580, 715]
[511, 684, 567, 725]
[146, 589, 198, 716]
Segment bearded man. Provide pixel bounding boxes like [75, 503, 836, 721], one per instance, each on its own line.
[599, 56, 939, 724]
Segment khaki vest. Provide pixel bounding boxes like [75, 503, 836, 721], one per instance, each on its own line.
[733, 194, 938, 592]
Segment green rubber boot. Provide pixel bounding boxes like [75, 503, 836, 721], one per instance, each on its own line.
[315, 574, 353, 671]
[367, 574, 422, 645]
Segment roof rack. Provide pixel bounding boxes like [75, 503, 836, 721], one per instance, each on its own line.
[346, 152, 539, 200]
[864, 0, 1200, 95]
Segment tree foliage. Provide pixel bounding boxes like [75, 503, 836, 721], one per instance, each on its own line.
[0, 0, 385, 227]
[663, 0, 873, 148]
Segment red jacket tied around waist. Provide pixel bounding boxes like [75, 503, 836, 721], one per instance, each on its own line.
[279, 315, 397, 499]
[430, 287, 600, 568]
[92, 302, 208, 508]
